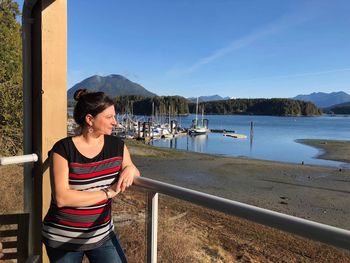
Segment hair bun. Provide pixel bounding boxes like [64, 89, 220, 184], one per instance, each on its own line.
[74, 89, 88, 101]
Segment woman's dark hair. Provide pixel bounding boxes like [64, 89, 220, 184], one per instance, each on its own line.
[73, 89, 115, 127]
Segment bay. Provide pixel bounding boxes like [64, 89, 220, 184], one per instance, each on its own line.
[151, 114, 350, 168]
[68, 107, 350, 168]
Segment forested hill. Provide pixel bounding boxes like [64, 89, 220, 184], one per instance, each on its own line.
[325, 101, 350, 114]
[113, 95, 190, 116]
[112, 96, 321, 116]
[189, 98, 321, 116]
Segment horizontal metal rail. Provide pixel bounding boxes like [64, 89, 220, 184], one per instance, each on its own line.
[0, 154, 38, 166]
[134, 176, 350, 250]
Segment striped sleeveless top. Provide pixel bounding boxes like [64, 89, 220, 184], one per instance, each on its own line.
[42, 135, 124, 251]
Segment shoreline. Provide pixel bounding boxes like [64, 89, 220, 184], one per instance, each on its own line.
[296, 138, 350, 164]
[129, 138, 350, 166]
[127, 139, 350, 229]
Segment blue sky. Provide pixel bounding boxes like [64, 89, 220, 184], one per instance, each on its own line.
[17, 0, 350, 98]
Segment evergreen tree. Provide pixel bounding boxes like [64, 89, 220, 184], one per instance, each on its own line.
[0, 0, 23, 155]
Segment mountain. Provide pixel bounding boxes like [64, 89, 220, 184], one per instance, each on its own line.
[187, 95, 230, 103]
[293, 91, 350, 108]
[67, 74, 157, 99]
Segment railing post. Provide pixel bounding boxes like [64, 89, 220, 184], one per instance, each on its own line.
[146, 192, 158, 263]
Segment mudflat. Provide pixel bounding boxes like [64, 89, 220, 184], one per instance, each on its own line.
[297, 139, 350, 164]
[127, 139, 350, 229]
[119, 139, 350, 262]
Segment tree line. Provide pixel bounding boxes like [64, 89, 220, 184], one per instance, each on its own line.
[69, 95, 190, 116]
[0, 0, 23, 156]
[113, 95, 189, 116]
[111, 96, 321, 116]
[188, 98, 321, 116]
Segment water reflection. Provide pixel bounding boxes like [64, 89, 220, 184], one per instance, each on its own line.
[169, 137, 178, 149]
[250, 121, 254, 153]
[190, 134, 208, 153]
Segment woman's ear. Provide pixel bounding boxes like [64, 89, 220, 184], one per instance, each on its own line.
[85, 114, 94, 126]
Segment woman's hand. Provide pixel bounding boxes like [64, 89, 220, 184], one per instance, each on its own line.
[110, 145, 140, 194]
[114, 165, 139, 193]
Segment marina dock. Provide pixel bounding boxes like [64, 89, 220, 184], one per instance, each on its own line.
[210, 129, 236, 133]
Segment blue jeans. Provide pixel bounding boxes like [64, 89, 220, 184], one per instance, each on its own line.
[45, 234, 128, 263]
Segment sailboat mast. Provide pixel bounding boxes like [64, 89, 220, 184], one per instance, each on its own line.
[168, 104, 171, 126]
[202, 106, 204, 127]
[195, 97, 199, 126]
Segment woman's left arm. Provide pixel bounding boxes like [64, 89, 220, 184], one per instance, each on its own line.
[113, 145, 140, 194]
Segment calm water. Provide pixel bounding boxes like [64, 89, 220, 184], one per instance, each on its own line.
[151, 114, 350, 168]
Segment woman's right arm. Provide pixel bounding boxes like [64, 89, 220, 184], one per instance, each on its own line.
[50, 152, 117, 208]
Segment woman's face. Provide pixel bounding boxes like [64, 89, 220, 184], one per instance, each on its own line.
[91, 105, 117, 135]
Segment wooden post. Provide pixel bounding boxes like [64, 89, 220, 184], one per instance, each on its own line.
[24, 0, 67, 261]
[250, 121, 254, 151]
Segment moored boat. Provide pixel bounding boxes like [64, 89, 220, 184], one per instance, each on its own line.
[189, 97, 209, 136]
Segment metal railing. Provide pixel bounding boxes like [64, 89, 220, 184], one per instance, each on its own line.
[134, 176, 350, 263]
[0, 153, 38, 166]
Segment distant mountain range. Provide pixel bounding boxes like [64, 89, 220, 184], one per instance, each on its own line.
[68, 75, 231, 103]
[67, 74, 156, 100]
[68, 75, 350, 112]
[187, 95, 231, 103]
[293, 91, 350, 108]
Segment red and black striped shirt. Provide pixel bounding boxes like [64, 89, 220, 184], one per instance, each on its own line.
[42, 135, 124, 251]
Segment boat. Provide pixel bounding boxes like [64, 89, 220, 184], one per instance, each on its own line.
[188, 98, 209, 136]
[188, 126, 209, 135]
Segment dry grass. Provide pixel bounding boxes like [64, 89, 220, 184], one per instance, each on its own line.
[0, 165, 24, 263]
[125, 139, 184, 159]
[113, 188, 147, 263]
[112, 190, 350, 263]
[0, 165, 24, 214]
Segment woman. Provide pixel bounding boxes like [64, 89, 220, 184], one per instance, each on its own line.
[42, 89, 140, 263]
